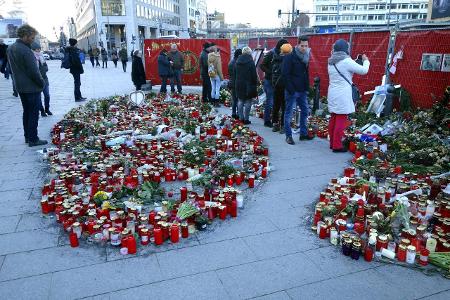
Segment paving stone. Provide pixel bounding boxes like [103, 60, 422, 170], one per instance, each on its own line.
[107, 271, 233, 300]
[0, 189, 32, 203]
[242, 227, 326, 260]
[156, 238, 257, 278]
[251, 291, 291, 300]
[419, 290, 450, 300]
[15, 213, 59, 234]
[0, 215, 20, 234]
[0, 273, 51, 300]
[49, 254, 162, 299]
[0, 198, 40, 217]
[286, 269, 393, 300]
[0, 245, 105, 281]
[0, 231, 58, 256]
[216, 252, 327, 299]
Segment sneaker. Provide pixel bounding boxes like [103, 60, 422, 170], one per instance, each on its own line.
[286, 136, 295, 145]
[299, 135, 314, 141]
[40, 111, 47, 117]
[45, 110, 53, 116]
[243, 120, 251, 125]
[264, 121, 273, 128]
[279, 126, 285, 134]
[272, 124, 280, 132]
[28, 139, 48, 147]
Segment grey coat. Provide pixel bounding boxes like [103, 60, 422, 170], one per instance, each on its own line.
[7, 39, 44, 93]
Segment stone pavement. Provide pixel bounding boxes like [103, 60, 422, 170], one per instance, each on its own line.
[0, 61, 449, 300]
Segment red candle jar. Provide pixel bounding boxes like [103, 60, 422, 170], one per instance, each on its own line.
[227, 175, 234, 187]
[181, 222, 189, 238]
[248, 174, 255, 188]
[419, 248, 430, 266]
[208, 207, 216, 220]
[69, 232, 79, 247]
[230, 200, 237, 218]
[141, 228, 150, 245]
[235, 174, 242, 186]
[364, 245, 374, 262]
[367, 152, 374, 160]
[376, 235, 389, 251]
[318, 224, 327, 239]
[127, 235, 137, 254]
[41, 199, 50, 214]
[397, 244, 407, 262]
[348, 141, 356, 153]
[261, 168, 268, 178]
[355, 151, 362, 159]
[219, 206, 227, 220]
[154, 228, 163, 245]
[170, 224, 179, 243]
[180, 187, 187, 202]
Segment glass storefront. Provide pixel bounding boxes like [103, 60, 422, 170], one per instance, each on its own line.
[101, 0, 126, 16]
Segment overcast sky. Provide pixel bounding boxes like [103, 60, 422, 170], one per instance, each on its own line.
[15, 0, 313, 41]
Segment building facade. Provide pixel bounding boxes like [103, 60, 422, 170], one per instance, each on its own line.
[313, 0, 429, 31]
[74, 0, 207, 55]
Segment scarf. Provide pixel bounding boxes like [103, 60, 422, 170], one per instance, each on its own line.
[328, 51, 349, 65]
[294, 47, 310, 65]
[33, 51, 44, 66]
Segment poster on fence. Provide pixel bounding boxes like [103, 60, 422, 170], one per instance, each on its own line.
[428, 0, 450, 21]
[441, 54, 450, 72]
[420, 53, 442, 71]
[143, 39, 231, 86]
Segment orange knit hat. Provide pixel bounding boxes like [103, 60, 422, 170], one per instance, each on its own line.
[280, 43, 293, 54]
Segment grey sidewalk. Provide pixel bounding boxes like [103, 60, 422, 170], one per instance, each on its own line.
[0, 61, 449, 300]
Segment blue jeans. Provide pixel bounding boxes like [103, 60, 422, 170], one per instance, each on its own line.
[238, 98, 252, 121]
[19, 92, 41, 142]
[231, 88, 238, 116]
[263, 79, 274, 123]
[72, 73, 82, 100]
[210, 76, 221, 100]
[284, 91, 309, 137]
[160, 76, 169, 93]
[170, 69, 182, 93]
[40, 82, 50, 112]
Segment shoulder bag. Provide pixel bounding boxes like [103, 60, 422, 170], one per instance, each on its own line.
[333, 64, 361, 104]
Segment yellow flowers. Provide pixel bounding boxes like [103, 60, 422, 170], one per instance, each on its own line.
[94, 191, 108, 201]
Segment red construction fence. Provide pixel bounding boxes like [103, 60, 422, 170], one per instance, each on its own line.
[249, 29, 450, 109]
[144, 38, 231, 86]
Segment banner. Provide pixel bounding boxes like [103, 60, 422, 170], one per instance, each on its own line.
[143, 39, 231, 86]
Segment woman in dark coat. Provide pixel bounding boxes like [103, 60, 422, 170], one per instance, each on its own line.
[157, 49, 171, 94]
[235, 46, 258, 125]
[228, 48, 242, 119]
[131, 50, 146, 90]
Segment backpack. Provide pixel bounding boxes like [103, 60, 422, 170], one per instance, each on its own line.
[61, 48, 72, 69]
[271, 53, 284, 88]
[208, 62, 216, 78]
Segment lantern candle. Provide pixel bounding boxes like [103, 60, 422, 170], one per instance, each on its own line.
[69, 232, 79, 247]
[170, 224, 179, 243]
[248, 174, 255, 188]
[261, 168, 268, 178]
[180, 187, 188, 202]
[181, 222, 189, 238]
[154, 228, 163, 245]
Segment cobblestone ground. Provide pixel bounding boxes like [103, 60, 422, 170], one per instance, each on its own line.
[0, 61, 449, 300]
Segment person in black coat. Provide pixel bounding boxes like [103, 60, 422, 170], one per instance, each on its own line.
[131, 50, 146, 91]
[271, 39, 289, 133]
[199, 42, 212, 102]
[157, 49, 171, 94]
[66, 38, 86, 102]
[0, 39, 7, 76]
[227, 48, 242, 119]
[235, 46, 258, 125]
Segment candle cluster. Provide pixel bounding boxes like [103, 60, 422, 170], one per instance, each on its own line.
[39, 93, 270, 254]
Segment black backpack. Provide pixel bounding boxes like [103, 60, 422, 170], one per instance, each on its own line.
[61, 48, 72, 69]
[271, 52, 284, 88]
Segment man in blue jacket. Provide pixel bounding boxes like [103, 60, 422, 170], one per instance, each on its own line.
[282, 35, 313, 145]
[7, 24, 47, 147]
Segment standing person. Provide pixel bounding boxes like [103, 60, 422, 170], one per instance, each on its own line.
[228, 48, 242, 119]
[111, 47, 118, 68]
[157, 49, 171, 94]
[119, 46, 128, 72]
[327, 39, 370, 152]
[101, 47, 108, 68]
[5, 61, 18, 96]
[31, 42, 52, 116]
[259, 46, 276, 128]
[168, 43, 184, 94]
[282, 35, 313, 145]
[208, 44, 223, 107]
[0, 38, 7, 76]
[271, 40, 290, 133]
[199, 42, 212, 103]
[131, 50, 146, 90]
[6, 24, 47, 146]
[93, 46, 100, 67]
[66, 38, 86, 102]
[88, 47, 95, 67]
[235, 46, 258, 125]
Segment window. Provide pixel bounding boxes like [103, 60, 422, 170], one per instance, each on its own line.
[368, 15, 374, 20]
[101, 0, 126, 16]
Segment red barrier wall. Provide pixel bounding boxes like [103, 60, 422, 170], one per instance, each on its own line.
[144, 39, 231, 85]
[249, 29, 450, 108]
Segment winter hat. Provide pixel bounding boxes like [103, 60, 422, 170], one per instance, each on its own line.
[280, 43, 293, 54]
[275, 38, 289, 51]
[333, 39, 349, 54]
[233, 48, 242, 59]
[69, 38, 78, 46]
[203, 42, 211, 49]
[30, 42, 41, 50]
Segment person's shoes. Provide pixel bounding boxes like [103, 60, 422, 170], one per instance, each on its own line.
[272, 124, 280, 132]
[299, 135, 314, 141]
[279, 126, 285, 134]
[25, 138, 29, 143]
[231, 114, 239, 119]
[45, 110, 53, 116]
[264, 121, 273, 128]
[75, 98, 87, 102]
[40, 111, 47, 117]
[28, 139, 48, 147]
[332, 148, 348, 153]
[243, 120, 251, 125]
[13, 92, 18, 97]
[286, 136, 295, 145]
